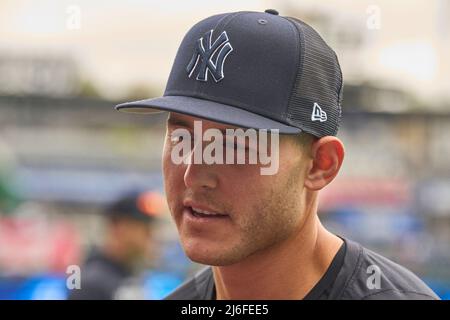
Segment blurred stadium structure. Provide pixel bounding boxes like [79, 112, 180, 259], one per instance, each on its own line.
[0, 0, 449, 299]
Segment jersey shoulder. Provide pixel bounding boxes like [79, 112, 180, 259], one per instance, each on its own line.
[338, 239, 440, 300]
[164, 267, 214, 300]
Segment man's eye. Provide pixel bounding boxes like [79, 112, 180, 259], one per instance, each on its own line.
[170, 133, 185, 144]
[170, 130, 195, 147]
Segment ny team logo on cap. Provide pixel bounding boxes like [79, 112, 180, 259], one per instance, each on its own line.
[186, 29, 233, 83]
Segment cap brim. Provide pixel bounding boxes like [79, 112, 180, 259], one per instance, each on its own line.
[115, 95, 301, 134]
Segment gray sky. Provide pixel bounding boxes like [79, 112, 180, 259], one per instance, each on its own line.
[0, 0, 449, 105]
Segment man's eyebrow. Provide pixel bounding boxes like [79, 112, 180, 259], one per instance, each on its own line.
[167, 117, 192, 128]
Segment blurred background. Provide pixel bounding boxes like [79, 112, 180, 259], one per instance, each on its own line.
[0, 0, 449, 299]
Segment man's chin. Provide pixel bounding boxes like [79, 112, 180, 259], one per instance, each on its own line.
[181, 238, 244, 266]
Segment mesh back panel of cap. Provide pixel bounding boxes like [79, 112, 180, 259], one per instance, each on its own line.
[285, 17, 343, 137]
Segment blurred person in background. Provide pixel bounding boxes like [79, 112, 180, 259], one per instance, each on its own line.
[0, 176, 21, 215]
[68, 190, 163, 300]
[0, 142, 21, 215]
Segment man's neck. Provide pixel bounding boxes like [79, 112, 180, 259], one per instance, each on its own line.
[212, 204, 343, 300]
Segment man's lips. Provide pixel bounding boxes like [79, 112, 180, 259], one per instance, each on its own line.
[184, 206, 229, 219]
[182, 200, 229, 218]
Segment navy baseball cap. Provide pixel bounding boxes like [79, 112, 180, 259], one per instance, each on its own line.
[116, 9, 343, 137]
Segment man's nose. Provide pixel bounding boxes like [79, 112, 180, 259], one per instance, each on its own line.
[183, 143, 218, 190]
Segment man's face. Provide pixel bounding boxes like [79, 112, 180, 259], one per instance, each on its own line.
[115, 218, 153, 264]
[163, 113, 311, 266]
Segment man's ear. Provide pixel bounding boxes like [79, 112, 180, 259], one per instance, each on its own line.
[304, 136, 345, 191]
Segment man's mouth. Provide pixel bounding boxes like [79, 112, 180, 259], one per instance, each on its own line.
[182, 199, 229, 220]
[184, 205, 228, 219]
[188, 206, 229, 219]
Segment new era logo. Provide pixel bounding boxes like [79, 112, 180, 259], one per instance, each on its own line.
[311, 103, 327, 122]
[186, 29, 233, 83]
